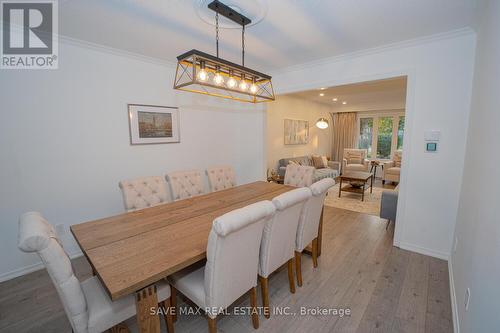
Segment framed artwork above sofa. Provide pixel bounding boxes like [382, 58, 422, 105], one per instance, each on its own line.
[284, 119, 309, 145]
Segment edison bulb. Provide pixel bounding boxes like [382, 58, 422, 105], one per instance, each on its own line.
[197, 69, 208, 81]
[227, 77, 237, 88]
[250, 84, 258, 94]
[214, 73, 224, 85]
[239, 80, 248, 91]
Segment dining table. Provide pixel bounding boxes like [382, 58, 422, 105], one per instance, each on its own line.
[71, 181, 324, 333]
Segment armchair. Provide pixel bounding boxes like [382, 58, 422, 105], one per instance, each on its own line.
[382, 150, 402, 184]
[342, 148, 370, 173]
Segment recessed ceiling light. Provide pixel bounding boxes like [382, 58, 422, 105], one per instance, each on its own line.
[342, 101, 347, 105]
[320, 87, 326, 90]
[319, 93, 325, 97]
[332, 98, 338, 102]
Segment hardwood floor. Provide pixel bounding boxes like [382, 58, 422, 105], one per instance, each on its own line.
[0, 206, 452, 333]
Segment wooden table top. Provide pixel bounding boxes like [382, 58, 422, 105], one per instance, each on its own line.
[339, 171, 373, 181]
[71, 181, 294, 300]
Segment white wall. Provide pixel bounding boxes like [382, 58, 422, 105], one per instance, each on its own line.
[451, 1, 500, 332]
[271, 30, 476, 259]
[0, 41, 266, 280]
[266, 95, 332, 169]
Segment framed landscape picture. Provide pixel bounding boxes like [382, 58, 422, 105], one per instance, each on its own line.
[284, 119, 309, 145]
[128, 104, 180, 145]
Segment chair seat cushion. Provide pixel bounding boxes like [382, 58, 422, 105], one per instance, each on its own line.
[169, 266, 206, 310]
[82, 276, 171, 333]
[345, 164, 366, 172]
[386, 167, 401, 175]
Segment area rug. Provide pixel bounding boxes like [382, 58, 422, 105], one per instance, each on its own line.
[324, 182, 384, 216]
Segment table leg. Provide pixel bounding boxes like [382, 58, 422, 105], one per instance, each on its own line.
[362, 182, 365, 202]
[338, 178, 342, 198]
[135, 285, 161, 333]
[371, 175, 373, 193]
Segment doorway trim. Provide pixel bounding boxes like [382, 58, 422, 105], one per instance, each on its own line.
[271, 68, 416, 248]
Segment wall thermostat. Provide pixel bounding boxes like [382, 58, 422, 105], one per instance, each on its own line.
[426, 142, 437, 152]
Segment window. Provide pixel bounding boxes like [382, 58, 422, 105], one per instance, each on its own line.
[397, 116, 405, 150]
[357, 112, 405, 160]
[359, 118, 373, 158]
[376, 117, 393, 159]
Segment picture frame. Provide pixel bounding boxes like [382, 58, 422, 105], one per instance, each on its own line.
[284, 118, 309, 145]
[128, 104, 180, 145]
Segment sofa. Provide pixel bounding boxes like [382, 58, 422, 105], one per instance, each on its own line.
[382, 150, 402, 184]
[278, 155, 339, 183]
[380, 184, 399, 229]
[342, 148, 370, 173]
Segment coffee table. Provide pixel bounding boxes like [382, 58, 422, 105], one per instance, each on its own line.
[338, 171, 373, 201]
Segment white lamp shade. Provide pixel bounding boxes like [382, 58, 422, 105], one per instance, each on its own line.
[316, 118, 329, 129]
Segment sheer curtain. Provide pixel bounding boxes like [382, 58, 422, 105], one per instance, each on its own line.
[330, 112, 357, 162]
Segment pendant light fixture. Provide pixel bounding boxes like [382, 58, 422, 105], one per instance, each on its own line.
[173, 0, 275, 103]
[316, 118, 329, 129]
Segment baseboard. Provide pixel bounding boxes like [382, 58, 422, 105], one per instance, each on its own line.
[0, 250, 83, 283]
[398, 242, 450, 260]
[448, 259, 460, 333]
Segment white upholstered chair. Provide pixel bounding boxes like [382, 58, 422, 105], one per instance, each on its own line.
[259, 187, 311, 318]
[166, 169, 205, 201]
[169, 201, 275, 333]
[17, 212, 174, 333]
[284, 164, 315, 187]
[119, 176, 170, 212]
[382, 150, 402, 184]
[206, 166, 236, 192]
[295, 178, 335, 286]
[342, 148, 370, 173]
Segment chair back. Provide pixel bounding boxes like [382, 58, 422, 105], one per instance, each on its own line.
[206, 166, 236, 192]
[296, 178, 335, 251]
[119, 176, 170, 211]
[259, 188, 311, 277]
[166, 169, 205, 201]
[284, 164, 315, 187]
[343, 148, 367, 165]
[393, 150, 403, 167]
[204, 201, 275, 315]
[18, 212, 88, 333]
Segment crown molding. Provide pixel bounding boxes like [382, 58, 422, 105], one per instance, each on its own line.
[271, 27, 476, 76]
[59, 34, 177, 69]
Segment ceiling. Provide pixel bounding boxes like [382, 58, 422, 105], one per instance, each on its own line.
[285, 77, 408, 112]
[58, 0, 480, 71]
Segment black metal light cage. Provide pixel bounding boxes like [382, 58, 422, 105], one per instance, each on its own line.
[173, 1, 275, 103]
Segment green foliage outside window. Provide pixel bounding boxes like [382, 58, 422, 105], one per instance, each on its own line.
[377, 117, 393, 159]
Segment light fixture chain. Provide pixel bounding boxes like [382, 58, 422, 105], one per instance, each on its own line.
[242, 24, 245, 67]
[215, 12, 219, 58]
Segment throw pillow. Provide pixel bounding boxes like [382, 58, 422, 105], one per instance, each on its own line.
[312, 155, 326, 169]
[346, 151, 362, 165]
[288, 160, 299, 166]
[321, 156, 329, 167]
[394, 155, 402, 167]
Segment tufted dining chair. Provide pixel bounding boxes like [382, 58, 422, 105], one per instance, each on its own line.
[166, 169, 205, 201]
[259, 187, 312, 318]
[169, 201, 275, 333]
[17, 212, 174, 333]
[295, 178, 335, 286]
[119, 176, 171, 212]
[284, 164, 315, 187]
[206, 166, 236, 192]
